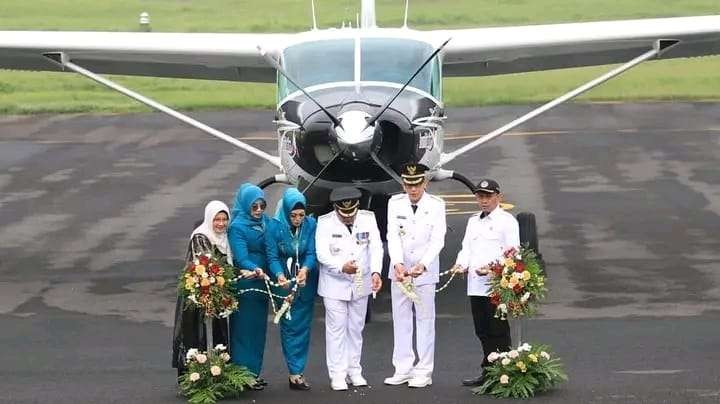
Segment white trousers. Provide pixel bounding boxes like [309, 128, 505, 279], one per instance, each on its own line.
[323, 296, 369, 380]
[390, 282, 436, 377]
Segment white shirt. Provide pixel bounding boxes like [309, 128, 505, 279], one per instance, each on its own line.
[454, 206, 520, 296]
[386, 192, 446, 286]
[316, 210, 384, 301]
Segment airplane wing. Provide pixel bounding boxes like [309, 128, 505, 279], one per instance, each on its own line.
[430, 15, 720, 77]
[0, 31, 290, 82]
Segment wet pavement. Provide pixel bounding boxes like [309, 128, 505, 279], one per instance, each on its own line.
[1, 103, 719, 403]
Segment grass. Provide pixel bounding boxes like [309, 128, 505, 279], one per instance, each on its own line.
[1, 0, 719, 114]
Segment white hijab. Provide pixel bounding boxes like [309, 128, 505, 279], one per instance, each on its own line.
[191, 200, 232, 264]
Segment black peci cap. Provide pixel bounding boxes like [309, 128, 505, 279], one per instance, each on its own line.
[330, 186, 362, 217]
[473, 178, 501, 194]
[400, 162, 429, 185]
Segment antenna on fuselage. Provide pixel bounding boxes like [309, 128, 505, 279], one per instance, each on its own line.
[360, 0, 376, 28]
[403, 0, 410, 28]
[311, 0, 318, 30]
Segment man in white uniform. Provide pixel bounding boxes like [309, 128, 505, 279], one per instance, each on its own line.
[451, 178, 520, 387]
[316, 187, 383, 391]
[384, 163, 446, 388]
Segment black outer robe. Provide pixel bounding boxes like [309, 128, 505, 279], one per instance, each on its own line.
[171, 233, 231, 376]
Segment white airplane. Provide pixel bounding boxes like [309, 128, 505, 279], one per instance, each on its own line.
[2, 0, 720, 242]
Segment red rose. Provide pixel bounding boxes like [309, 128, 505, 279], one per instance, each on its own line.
[489, 293, 501, 306]
[186, 263, 195, 273]
[515, 262, 525, 272]
[199, 256, 210, 266]
[513, 284, 523, 294]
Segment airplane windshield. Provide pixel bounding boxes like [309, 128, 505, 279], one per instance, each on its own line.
[360, 38, 439, 97]
[279, 39, 354, 100]
[278, 37, 441, 101]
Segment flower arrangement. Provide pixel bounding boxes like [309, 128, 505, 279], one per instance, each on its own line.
[179, 344, 257, 404]
[487, 246, 546, 319]
[181, 253, 238, 318]
[472, 343, 567, 399]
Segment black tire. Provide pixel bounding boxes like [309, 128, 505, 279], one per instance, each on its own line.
[516, 212, 539, 253]
[516, 211, 545, 273]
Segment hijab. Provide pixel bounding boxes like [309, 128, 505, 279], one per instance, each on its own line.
[232, 183, 267, 227]
[275, 187, 307, 229]
[191, 200, 232, 263]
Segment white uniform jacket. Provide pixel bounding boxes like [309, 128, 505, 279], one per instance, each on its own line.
[316, 210, 384, 301]
[454, 206, 520, 296]
[386, 192, 446, 286]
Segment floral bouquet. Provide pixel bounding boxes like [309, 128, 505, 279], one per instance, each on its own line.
[179, 344, 256, 404]
[473, 343, 567, 399]
[487, 246, 546, 320]
[181, 253, 238, 318]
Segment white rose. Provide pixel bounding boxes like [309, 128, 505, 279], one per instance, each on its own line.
[541, 351, 551, 360]
[189, 372, 200, 382]
[499, 352, 508, 358]
[210, 277, 216, 284]
[185, 348, 199, 361]
[214, 344, 227, 351]
[501, 358, 511, 366]
[195, 353, 208, 364]
[487, 352, 500, 363]
[519, 343, 532, 352]
[210, 365, 222, 376]
[500, 374, 510, 384]
[220, 352, 231, 362]
[508, 350, 519, 359]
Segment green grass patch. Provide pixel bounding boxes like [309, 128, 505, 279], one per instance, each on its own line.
[1, 0, 719, 114]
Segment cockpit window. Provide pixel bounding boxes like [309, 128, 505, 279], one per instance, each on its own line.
[360, 38, 435, 95]
[279, 39, 354, 100]
[278, 37, 441, 102]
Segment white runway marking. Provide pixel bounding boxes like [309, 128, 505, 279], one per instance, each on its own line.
[615, 369, 687, 375]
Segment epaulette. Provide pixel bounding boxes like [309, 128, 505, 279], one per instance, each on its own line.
[389, 193, 407, 201]
[318, 212, 335, 222]
[426, 193, 444, 203]
[357, 209, 375, 217]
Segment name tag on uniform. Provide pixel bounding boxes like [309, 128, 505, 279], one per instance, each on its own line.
[356, 232, 369, 245]
[396, 215, 407, 220]
[332, 234, 343, 238]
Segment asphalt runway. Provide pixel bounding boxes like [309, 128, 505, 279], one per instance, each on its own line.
[1, 103, 719, 403]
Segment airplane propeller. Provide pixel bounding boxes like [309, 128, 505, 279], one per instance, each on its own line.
[363, 37, 452, 184]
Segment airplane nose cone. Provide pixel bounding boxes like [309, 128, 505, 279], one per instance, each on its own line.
[335, 110, 375, 160]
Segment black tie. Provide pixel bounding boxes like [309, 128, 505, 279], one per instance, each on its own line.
[480, 211, 489, 219]
[411, 204, 418, 214]
[346, 224, 353, 234]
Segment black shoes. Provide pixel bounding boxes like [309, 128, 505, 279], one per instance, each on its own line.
[289, 375, 311, 391]
[249, 377, 267, 391]
[461, 374, 485, 386]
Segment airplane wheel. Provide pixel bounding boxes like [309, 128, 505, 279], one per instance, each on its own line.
[516, 211, 545, 273]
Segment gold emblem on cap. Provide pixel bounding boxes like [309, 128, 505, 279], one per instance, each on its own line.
[406, 164, 417, 175]
[341, 200, 354, 208]
[481, 180, 489, 188]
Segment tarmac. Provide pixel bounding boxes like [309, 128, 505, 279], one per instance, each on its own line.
[1, 103, 719, 403]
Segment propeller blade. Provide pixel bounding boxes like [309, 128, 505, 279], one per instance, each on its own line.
[301, 149, 343, 194]
[370, 151, 403, 186]
[258, 46, 343, 130]
[363, 37, 451, 131]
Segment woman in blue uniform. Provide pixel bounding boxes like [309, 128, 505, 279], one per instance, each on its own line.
[228, 183, 270, 390]
[266, 187, 318, 390]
